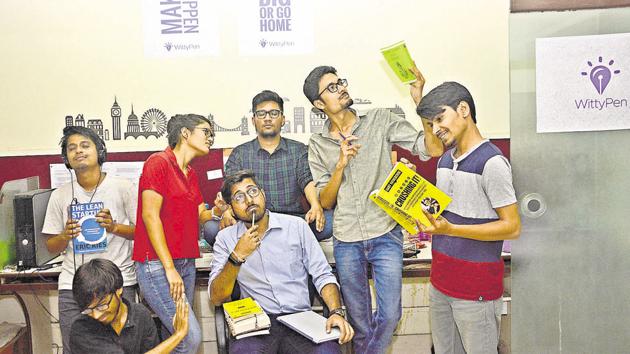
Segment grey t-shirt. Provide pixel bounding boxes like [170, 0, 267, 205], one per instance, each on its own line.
[42, 175, 137, 290]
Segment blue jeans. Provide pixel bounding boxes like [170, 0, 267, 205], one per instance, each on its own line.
[333, 226, 403, 354]
[203, 209, 334, 245]
[136, 258, 201, 354]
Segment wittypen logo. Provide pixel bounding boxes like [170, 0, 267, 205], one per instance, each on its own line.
[575, 56, 627, 111]
[257, 39, 294, 49]
[581, 56, 621, 94]
[162, 42, 200, 52]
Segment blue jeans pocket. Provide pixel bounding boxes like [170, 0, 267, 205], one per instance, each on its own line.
[385, 226, 404, 247]
[145, 259, 164, 272]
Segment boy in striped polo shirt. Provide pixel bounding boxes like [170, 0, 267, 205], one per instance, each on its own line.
[415, 82, 521, 354]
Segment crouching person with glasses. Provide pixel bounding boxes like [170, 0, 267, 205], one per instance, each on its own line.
[70, 258, 189, 354]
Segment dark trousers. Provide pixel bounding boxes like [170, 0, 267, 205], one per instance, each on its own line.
[229, 314, 341, 354]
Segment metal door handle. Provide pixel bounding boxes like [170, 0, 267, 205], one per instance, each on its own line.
[520, 193, 546, 218]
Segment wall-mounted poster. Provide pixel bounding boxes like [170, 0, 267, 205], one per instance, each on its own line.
[238, 0, 314, 55]
[536, 33, 630, 133]
[143, 0, 220, 58]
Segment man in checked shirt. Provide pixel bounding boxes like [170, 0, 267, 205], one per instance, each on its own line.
[203, 90, 332, 245]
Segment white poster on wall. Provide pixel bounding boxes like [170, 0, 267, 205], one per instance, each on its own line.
[238, 0, 314, 56]
[50, 162, 144, 189]
[536, 33, 630, 133]
[142, 0, 220, 58]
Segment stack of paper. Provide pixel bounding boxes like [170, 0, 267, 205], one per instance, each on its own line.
[223, 297, 271, 339]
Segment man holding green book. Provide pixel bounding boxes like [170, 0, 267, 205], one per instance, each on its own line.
[303, 65, 443, 353]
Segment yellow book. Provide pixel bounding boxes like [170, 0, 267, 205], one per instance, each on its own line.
[222, 297, 264, 321]
[380, 40, 416, 84]
[370, 162, 452, 234]
[223, 297, 271, 337]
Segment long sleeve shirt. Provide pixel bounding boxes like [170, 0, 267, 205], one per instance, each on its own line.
[209, 212, 338, 314]
[308, 108, 430, 242]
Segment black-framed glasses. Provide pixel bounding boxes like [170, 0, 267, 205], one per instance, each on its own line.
[318, 78, 348, 97]
[253, 109, 283, 119]
[81, 294, 115, 315]
[195, 127, 215, 139]
[232, 186, 261, 204]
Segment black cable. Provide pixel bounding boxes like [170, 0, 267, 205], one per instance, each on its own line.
[4, 265, 60, 342]
[27, 281, 59, 322]
[33, 268, 56, 283]
[69, 169, 78, 275]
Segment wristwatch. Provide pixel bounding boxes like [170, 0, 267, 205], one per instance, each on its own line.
[227, 252, 245, 266]
[329, 307, 346, 319]
[210, 207, 223, 221]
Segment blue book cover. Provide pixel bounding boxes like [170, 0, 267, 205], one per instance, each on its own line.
[70, 202, 107, 254]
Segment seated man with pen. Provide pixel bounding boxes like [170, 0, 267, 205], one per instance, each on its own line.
[208, 170, 354, 354]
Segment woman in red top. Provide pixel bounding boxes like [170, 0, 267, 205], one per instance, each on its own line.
[133, 114, 216, 354]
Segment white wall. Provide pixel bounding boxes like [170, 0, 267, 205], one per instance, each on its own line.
[0, 0, 510, 156]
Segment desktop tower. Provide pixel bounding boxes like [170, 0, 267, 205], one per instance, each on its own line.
[14, 189, 57, 270]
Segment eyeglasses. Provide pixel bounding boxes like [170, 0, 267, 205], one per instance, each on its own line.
[81, 294, 115, 315]
[195, 127, 215, 139]
[318, 78, 348, 97]
[232, 186, 261, 204]
[253, 109, 283, 119]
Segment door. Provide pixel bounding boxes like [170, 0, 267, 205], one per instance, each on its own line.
[510, 8, 630, 353]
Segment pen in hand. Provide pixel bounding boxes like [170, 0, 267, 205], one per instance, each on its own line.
[338, 132, 352, 146]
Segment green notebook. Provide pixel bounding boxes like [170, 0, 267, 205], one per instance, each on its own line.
[381, 40, 416, 84]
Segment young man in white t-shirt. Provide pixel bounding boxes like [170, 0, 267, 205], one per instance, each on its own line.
[42, 126, 137, 354]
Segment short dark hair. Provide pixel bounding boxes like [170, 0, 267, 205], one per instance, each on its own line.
[72, 259, 123, 311]
[166, 114, 213, 148]
[252, 90, 284, 114]
[416, 82, 477, 123]
[303, 66, 337, 104]
[60, 126, 107, 167]
[221, 170, 262, 205]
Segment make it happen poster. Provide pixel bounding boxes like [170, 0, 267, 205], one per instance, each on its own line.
[143, 0, 220, 58]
